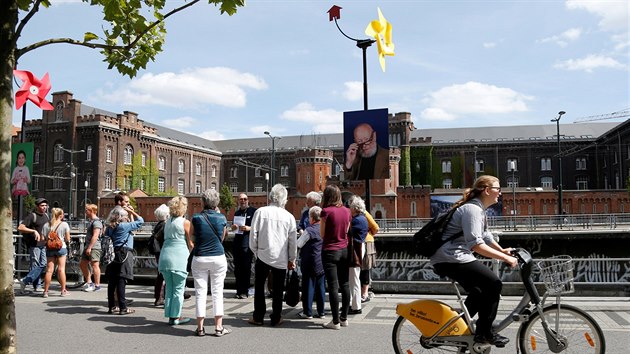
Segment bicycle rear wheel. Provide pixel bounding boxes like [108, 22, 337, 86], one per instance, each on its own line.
[392, 316, 467, 353]
[518, 304, 605, 354]
[65, 239, 86, 289]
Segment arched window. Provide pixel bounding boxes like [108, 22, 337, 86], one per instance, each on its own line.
[281, 165, 289, 177]
[195, 181, 202, 193]
[106, 147, 113, 163]
[177, 179, 185, 195]
[55, 101, 64, 121]
[54, 144, 64, 162]
[159, 156, 166, 170]
[178, 159, 185, 173]
[211, 182, 216, 190]
[441, 160, 451, 173]
[141, 153, 147, 167]
[196, 162, 202, 176]
[158, 177, 165, 192]
[123, 145, 133, 165]
[86, 145, 92, 162]
[211, 165, 217, 178]
[105, 173, 112, 190]
[410, 201, 417, 216]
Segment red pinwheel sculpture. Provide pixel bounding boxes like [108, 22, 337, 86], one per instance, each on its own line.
[13, 70, 54, 110]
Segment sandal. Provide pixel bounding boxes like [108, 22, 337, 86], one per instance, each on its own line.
[194, 327, 206, 337]
[118, 308, 135, 315]
[213, 327, 232, 337]
[107, 306, 119, 314]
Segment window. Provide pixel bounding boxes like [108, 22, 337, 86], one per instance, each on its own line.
[541, 176, 553, 188]
[507, 175, 519, 188]
[123, 145, 133, 165]
[140, 178, 145, 191]
[442, 178, 452, 189]
[53, 172, 62, 189]
[34, 148, 40, 164]
[177, 179, 185, 194]
[85, 172, 92, 188]
[255, 168, 262, 177]
[280, 165, 289, 177]
[195, 181, 202, 194]
[576, 176, 588, 190]
[141, 153, 146, 167]
[254, 183, 263, 193]
[33, 177, 39, 191]
[306, 172, 311, 183]
[211, 182, 216, 190]
[54, 144, 64, 162]
[196, 162, 202, 176]
[86, 145, 92, 162]
[159, 156, 165, 170]
[410, 201, 417, 217]
[106, 147, 113, 163]
[55, 101, 64, 121]
[211, 165, 216, 178]
[230, 167, 238, 178]
[575, 157, 587, 170]
[441, 160, 451, 173]
[507, 159, 518, 171]
[230, 182, 238, 193]
[319, 171, 323, 184]
[158, 177, 165, 192]
[178, 159, 185, 173]
[105, 173, 112, 190]
[541, 158, 551, 171]
[475, 159, 485, 173]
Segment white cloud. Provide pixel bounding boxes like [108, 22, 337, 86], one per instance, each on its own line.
[538, 27, 582, 47]
[162, 116, 197, 128]
[342, 81, 363, 101]
[249, 125, 273, 136]
[566, 0, 629, 32]
[197, 130, 225, 141]
[420, 81, 533, 121]
[94, 67, 267, 110]
[483, 42, 497, 48]
[280, 102, 343, 133]
[554, 54, 625, 72]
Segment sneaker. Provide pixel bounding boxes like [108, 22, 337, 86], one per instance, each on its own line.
[213, 327, 232, 337]
[271, 318, 284, 327]
[93, 285, 102, 292]
[83, 283, 95, 292]
[60, 289, 69, 297]
[348, 308, 362, 315]
[33, 288, 44, 293]
[474, 333, 509, 347]
[314, 313, 326, 319]
[361, 296, 370, 303]
[42, 292, 48, 298]
[322, 320, 340, 330]
[340, 319, 349, 327]
[297, 312, 313, 319]
[19, 279, 26, 292]
[183, 293, 192, 300]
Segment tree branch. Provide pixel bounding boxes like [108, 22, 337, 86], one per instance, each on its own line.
[13, 0, 44, 51]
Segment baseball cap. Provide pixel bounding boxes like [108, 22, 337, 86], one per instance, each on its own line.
[35, 198, 48, 205]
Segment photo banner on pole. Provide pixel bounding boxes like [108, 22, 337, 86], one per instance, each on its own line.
[11, 142, 34, 198]
[342, 108, 389, 181]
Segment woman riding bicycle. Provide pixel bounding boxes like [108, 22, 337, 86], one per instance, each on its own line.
[431, 175, 518, 347]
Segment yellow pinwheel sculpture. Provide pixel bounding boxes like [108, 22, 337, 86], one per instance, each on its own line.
[365, 8, 395, 72]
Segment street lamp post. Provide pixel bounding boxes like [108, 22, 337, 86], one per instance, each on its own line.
[509, 160, 517, 230]
[84, 180, 88, 232]
[61, 147, 85, 220]
[264, 131, 281, 186]
[473, 146, 478, 181]
[551, 111, 566, 218]
[265, 173, 270, 204]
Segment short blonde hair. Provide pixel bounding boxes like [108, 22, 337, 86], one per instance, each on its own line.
[168, 196, 188, 217]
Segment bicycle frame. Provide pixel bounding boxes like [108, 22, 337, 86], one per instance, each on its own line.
[394, 248, 569, 353]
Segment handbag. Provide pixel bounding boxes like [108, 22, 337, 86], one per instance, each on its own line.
[148, 222, 164, 255]
[283, 270, 301, 307]
[187, 211, 221, 273]
[46, 224, 63, 251]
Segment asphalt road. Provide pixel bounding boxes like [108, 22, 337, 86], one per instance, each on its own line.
[14, 283, 630, 353]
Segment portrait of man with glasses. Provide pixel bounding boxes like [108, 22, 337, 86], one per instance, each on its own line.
[344, 122, 390, 180]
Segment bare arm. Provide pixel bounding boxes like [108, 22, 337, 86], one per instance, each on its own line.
[183, 219, 192, 251]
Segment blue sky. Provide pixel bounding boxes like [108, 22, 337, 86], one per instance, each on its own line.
[12, 0, 629, 141]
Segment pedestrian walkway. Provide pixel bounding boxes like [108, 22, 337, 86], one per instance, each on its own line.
[14, 283, 630, 354]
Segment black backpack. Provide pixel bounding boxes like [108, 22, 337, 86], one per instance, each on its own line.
[412, 207, 462, 257]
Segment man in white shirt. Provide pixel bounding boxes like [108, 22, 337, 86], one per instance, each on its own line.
[248, 184, 297, 327]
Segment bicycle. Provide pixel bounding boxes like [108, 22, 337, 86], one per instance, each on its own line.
[392, 248, 605, 353]
[65, 235, 87, 289]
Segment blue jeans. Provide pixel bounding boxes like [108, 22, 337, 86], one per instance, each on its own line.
[301, 272, 326, 317]
[23, 246, 46, 289]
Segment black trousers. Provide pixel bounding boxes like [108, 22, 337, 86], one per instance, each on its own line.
[322, 248, 350, 323]
[253, 259, 286, 325]
[233, 245, 253, 296]
[433, 260, 502, 337]
[153, 254, 164, 300]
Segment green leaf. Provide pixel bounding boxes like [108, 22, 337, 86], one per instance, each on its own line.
[83, 32, 99, 42]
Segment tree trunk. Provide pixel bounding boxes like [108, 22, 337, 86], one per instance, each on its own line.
[0, 2, 19, 353]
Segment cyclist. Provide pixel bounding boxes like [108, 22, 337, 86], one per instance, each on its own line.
[431, 175, 518, 347]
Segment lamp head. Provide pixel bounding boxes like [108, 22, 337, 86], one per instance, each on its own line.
[264, 131, 270, 136]
[558, 111, 566, 116]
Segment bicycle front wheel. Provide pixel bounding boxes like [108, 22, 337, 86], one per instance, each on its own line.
[65, 239, 87, 289]
[392, 316, 467, 354]
[519, 304, 605, 354]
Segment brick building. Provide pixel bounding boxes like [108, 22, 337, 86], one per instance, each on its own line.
[14, 90, 630, 221]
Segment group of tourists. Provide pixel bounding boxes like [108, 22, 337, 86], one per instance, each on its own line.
[16, 185, 380, 336]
